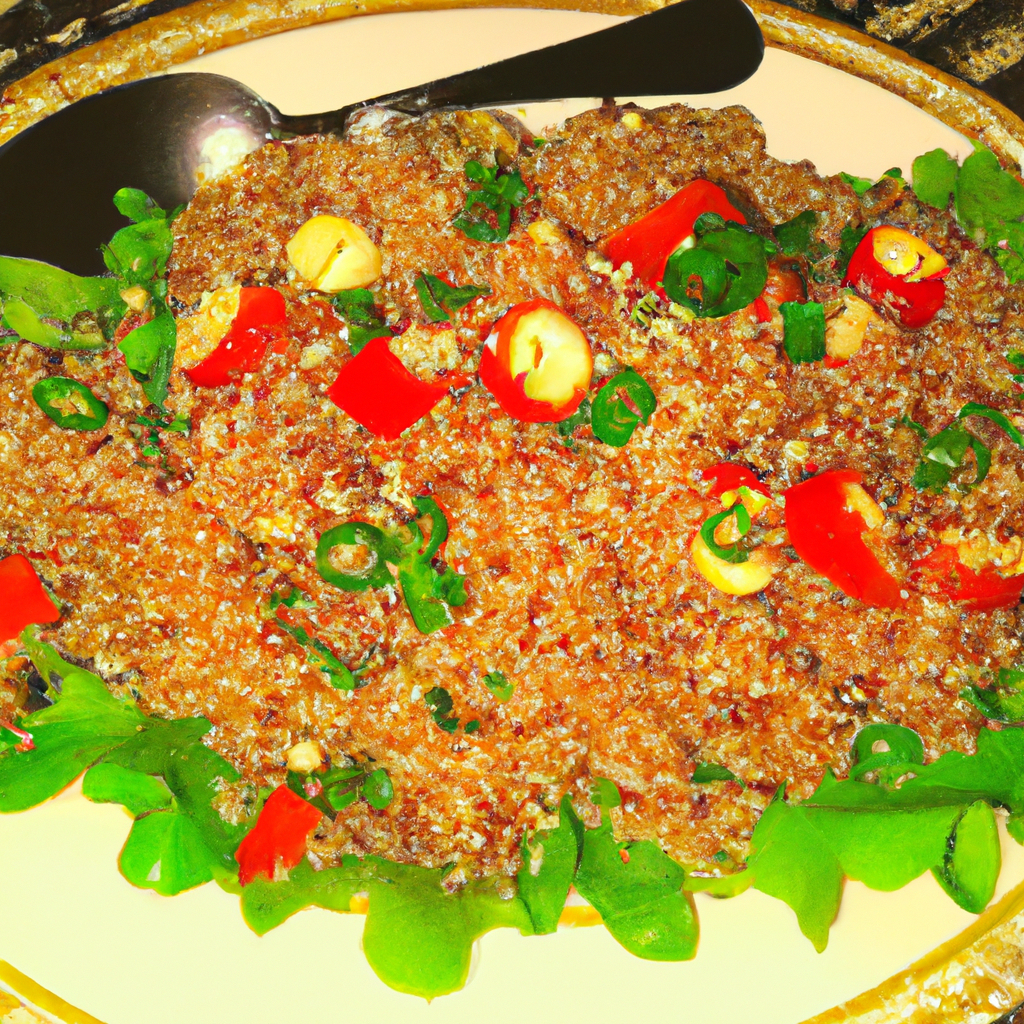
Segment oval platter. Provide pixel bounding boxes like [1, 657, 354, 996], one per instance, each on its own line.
[2, 3, 1024, 1023]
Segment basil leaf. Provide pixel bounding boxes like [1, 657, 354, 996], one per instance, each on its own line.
[362, 860, 532, 998]
[591, 368, 657, 447]
[453, 162, 530, 244]
[117, 302, 176, 411]
[850, 722, 925, 784]
[483, 670, 514, 702]
[691, 762, 741, 784]
[962, 667, 1024, 723]
[414, 272, 490, 323]
[931, 800, 1000, 914]
[331, 289, 391, 356]
[315, 522, 398, 592]
[362, 768, 394, 810]
[912, 148, 959, 210]
[32, 376, 109, 431]
[570, 793, 699, 960]
[517, 793, 582, 934]
[781, 301, 826, 364]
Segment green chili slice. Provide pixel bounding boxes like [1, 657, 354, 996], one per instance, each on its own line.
[315, 523, 399, 592]
[698, 501, 752, 564]
[32, 376, 109, 431]
[591, 369, 657, 447]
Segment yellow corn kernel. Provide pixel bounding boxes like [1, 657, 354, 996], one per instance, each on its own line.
[287, 215, 382, 292]
[871, 226, 947, 282]
[620, 111, 644, 130]
[691, 532, 775, 596]
[826, 293, 875, 360]
[527, 219, 566, 246]
[285, 741, 323, 774]
[840, 481, 885, 530]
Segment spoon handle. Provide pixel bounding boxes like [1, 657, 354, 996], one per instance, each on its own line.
[272, 0, 763, 137]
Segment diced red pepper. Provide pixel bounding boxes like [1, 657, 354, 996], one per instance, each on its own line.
[478, 298, 592, 423]
[327, 335, 449, 440]
[603, 180, 747, 294]
[912, 544, 1024, 611]
[0, 554, 60, 643]
[843, 226, 948, 330]
[705, 462, 770, 499]
[784, 469, 904, 608]
[185, 287, 288, 388]
[235, 784, 323, 886]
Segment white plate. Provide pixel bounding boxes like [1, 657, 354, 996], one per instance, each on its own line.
[0, 9, 1015, 1024]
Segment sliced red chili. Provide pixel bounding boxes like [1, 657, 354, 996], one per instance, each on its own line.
[235, 784, 323, 886]
[0, 554, 60, 642]
[186, 287, 288, 388]
[327, 335, 449, 440]
[912, 544, 1024, 612]
[784, 469, 904, 608]
[603, 180, 747, 293]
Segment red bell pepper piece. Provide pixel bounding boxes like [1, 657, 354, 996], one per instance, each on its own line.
[235, 784, 323, 886]
[327, 335, 449, 441]
[603, 180, 747, 293]
[0, 554, 60, 643]
[185, 287, 287, 388]
[784, 469, 904, 608]
[912, 545, 1024, 611]
[705, 462, 771, 499]
[478, 298, 592, 423]
[843, 227, 948, 330]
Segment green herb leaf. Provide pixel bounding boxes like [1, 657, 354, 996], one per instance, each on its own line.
[570, 789, 699, 960]
[836, 223, 869, 278]
[117, 301, 176, 411]
[698, 502, 752, 564]
[517, 793, 582, 934]
[453, 161, 530, 244]
[912, 148, 960, 210]
[362, 768, 394, 810]
[331, 289, 391, 356]
[591, 368, 657, 447]
[113, 187, 171, 225]
[840, 172, 875, 196]
[483, 670, 514, 702]
[424, 686, 460, 733]
[962, 667, 1024, 723]
[82, 762, 173, 815]
[775, 210, 828, 261]
[414, 272, 491, 323]
[691, 762, 741, 784]
[931, 800, 1000, 914]
[781, 301, 826, 364]
[31, 376, 109, 431]
[555, 396, 591, 447]
[662, 220, 770, 318]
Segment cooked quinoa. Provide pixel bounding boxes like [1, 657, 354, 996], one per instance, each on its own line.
[2, 102, 1023, 881]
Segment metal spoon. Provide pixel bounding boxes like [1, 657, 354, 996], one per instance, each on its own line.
[0, 0, 763, 274]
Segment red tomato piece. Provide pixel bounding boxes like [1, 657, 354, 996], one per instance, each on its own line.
[327, 336, 449, 441]
[603, 180, 747, 293]
[0, 554, 60, 643]
[843, 227, 947, 330]
[478, 298, 592, 423]
[186, 287, 287, 388]
[235, 784, 323, 886]
[705, 462, 770, 499]
[784, 469, 904, 608]
[912, 545, 1024, 612]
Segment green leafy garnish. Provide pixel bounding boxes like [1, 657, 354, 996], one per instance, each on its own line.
[591, 368, 657, 447]
[692, 762, 742, 785]
[911, 148, 959, 210]
[118, 304, 176, 411]
[774, 210, 828, 263]
[31, 376, 109, 431]
[962, 666, 1024, 723]
[630, 291, 661, 327]
[132, 410, 190, 475]
[483, 670, 514, 702]
[424, 686, 461, 733]
[414, 272, 491, 323]
[315, 495, 468, 634]
[781, 301, 826, 364]
[331, 288, 391, 355]
[836, 222, 869, 278]
[905, 402, 1024, 493]
[265, 588, 355, 691]
[453, 161, 530, 243]
[517, 793, 582, 933]
[841, 167, 904, 196]
[662, 213, 771, 318]
[698, 499, 753, 564]
[102, 188, 176, 287]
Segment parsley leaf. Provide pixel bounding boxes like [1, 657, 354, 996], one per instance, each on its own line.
[453, 161, 530, 243]
[781, 301, 826, 364]
[414, 272, 491, 323]
[331, 288, 391, 355]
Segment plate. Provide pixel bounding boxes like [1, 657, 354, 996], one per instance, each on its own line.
[2, 7, 1024, 1024]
